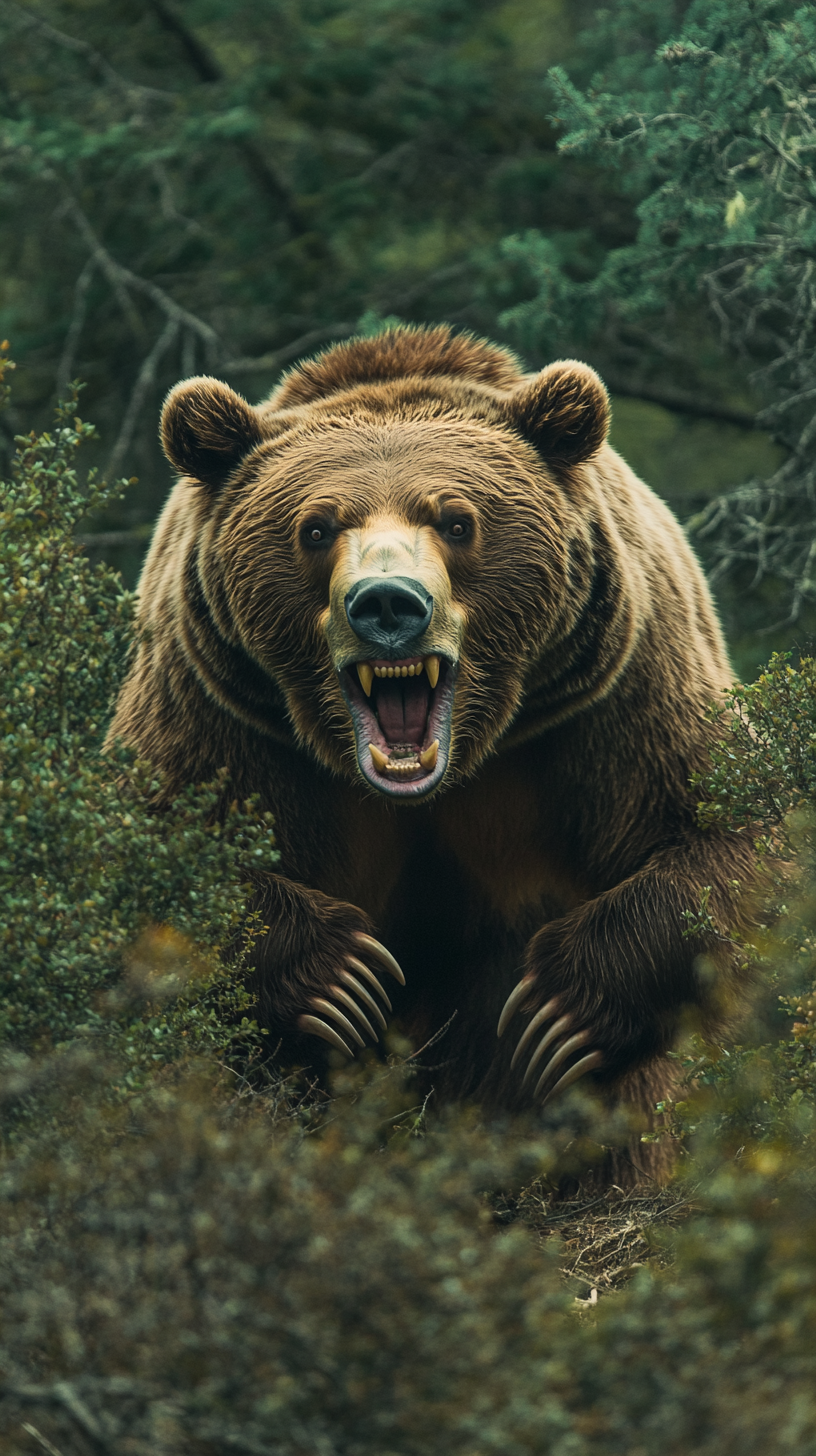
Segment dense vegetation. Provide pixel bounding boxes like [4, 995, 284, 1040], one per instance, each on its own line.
[1, 1, 816, 1452]
[0, 346, 274, 1076]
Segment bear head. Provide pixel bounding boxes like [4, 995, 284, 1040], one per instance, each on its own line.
[160, 326, 611, 800]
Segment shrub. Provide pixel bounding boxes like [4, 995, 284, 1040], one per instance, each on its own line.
[0, 345, 276, 1082]
[0, 1053, 814, 1456]
[661, 652, 816, 1148]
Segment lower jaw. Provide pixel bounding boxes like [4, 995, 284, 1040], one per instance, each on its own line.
[360, 740, 448, 797]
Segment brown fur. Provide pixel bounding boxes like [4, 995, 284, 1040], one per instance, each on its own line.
[109, 325, 755, 1184]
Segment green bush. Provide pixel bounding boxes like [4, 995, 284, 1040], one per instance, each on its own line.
[658, 653, 816, 1150]
[0, 1054, 814, 1456]
[0, 347, 276, 1081]
[701, 652, 816, 1109]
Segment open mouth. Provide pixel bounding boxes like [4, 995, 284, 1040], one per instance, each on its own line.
[340, 653, 456, 798]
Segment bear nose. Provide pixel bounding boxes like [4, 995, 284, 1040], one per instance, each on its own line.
[344, 576, 433, 652]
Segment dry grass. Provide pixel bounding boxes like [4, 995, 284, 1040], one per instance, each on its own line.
[509, 1182, 700, 1298]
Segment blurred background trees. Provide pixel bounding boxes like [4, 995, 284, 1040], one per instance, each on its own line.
[3, 0, 813, 672]
[1, 0, 597, 528]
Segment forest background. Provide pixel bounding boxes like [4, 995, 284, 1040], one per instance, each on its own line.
[1, 2, 816, 1454]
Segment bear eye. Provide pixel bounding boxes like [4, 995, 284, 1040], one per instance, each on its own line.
[444, 518, 471, 542]
[302, 519, 334, 549]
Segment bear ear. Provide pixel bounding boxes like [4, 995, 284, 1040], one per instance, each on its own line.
[506, 360, 610, 466]
[160, 377, 263, 489]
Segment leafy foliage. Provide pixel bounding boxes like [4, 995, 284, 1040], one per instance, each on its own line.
[0, 347, 275, 1074]
[692, 652, 816, 1114]
[646, 653, 816, 1150]
[700, 652, 816, 846]
[499, 0, 816, 620]
[0, 1051, 814, 1455]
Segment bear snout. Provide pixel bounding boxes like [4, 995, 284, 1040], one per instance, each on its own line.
[344, 576, 434, 655]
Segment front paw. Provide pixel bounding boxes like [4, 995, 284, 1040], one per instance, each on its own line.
[297, 932, 405, 1060]
[497, 974, 604, 1107]
[251, 880, 406, 1061]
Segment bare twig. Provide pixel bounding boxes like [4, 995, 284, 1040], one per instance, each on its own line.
[56, 256, 96, 397]
[8, 3, 174, 105]
[604, 372, 757, 429]
[3, 1382, 113, 1456]
[76, 528, 154, 549]
[516, 1183, 699, 1293]
[223, 323, 356, 375]
[54, 195, 220, 472]
[107, 315, 179, 480]
[61, 195, 219, 359]
[222, 264, 472, 376]
[347, 141, 417, 189]
[386, 262, 470, 311]
[151, 162, 206, 238]
[145, 0, 220, 83]
[21, 1424, 66, 1456]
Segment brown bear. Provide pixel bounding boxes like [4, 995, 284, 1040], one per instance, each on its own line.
[110, 324, 755, 1182]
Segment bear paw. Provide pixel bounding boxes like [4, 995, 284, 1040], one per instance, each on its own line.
[497, 975, 604, 1106]
[297, 932, 405, 1059]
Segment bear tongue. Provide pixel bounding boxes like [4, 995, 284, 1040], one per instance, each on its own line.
[375, 676, 430, 746]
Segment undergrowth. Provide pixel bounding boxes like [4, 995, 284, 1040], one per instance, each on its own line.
[0, 344, 277, 1088]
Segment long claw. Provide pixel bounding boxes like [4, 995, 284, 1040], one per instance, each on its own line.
[539, 1050, 603, 1109]
[329, 983, 378, 1042]
[533, 1029, 593, 1101]
[310, 996, 365, 1048]
[345, 955, 392, 1012]
[353, 932, 406, 985]
[510, 997, 561, 1071]
[497, 974, 536, 1038]
[338, 968, 388, 1031]
[298, 1014, 354, 1058]
[520, 1014, 572, 1088]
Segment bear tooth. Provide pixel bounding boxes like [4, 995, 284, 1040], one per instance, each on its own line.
[419, 739, 439, 770]
[408, 664, 416, 676]
[424, 655, 440, 688]
[357, 662, 374, 696]
[414, 661, 423, 676]
[369, 743, 389, 773]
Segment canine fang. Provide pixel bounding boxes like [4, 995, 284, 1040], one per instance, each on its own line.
[419, 739, 439, 769]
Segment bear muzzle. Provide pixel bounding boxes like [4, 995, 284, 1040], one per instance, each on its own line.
[325, 522, 464, 798]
